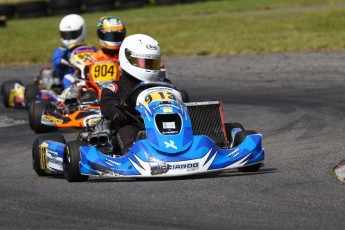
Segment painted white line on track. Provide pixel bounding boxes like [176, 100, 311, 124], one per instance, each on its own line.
[0, 115, 27, 128]
[334, 161, 345, 183]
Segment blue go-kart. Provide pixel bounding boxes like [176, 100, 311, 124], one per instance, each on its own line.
[32, 82, 264, 182]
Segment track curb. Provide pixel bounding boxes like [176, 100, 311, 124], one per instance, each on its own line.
[334, 161, 345, 183]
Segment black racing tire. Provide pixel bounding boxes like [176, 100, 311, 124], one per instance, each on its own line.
[17, 11, 48, 19]
[48, 0, 82, 10]
[233, 130, 256, 147]
[118, 0, 148, 10]
[63, 140, 88, 182]
[182, 0, 206, 3]
[16, 1, 47, 14]
[0, 4, 16, 19]
[83, 4, 115, 13]
[16, 1, 48, 18]
[155, 0, 179, 6]
[233, 130, 262, 172]
[224, 122, 244, 148]
[1, 80, 23, 107]
[179, 89, 190, 102]
[24, 84, 40, 108]
[29, 99, 56, 133]
[83, 0, 115, 6]
[32, 134, 66, 176]
[50, 8, 82, 16]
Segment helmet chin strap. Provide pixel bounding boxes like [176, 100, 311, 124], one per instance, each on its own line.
[102, 48, 118, 55]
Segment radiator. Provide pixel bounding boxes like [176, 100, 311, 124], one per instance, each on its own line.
[185, 101, 228, 147]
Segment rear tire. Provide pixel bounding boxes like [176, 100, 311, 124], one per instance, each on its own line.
[179, 90, 190, 102]
[233, 130, 256, 147]
[224, 122, 244, 148]
[1, 80, 23, 107]
[63, 140, 88, 182]
[234, 130, 262, 172]
[16, 1, 48, 18]
[155, 0, 179, 6]
[83, 4, 115, 13]
[24, 84, 40, 108]
[118, 0, 148, 10]
[48, 0, 82, 9]
[32, 134, 66, 176]
[0, 4, 16, 19]
[28, 99, 56, 133]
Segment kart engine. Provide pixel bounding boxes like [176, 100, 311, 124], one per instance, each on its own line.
[89, 119, 114, 155]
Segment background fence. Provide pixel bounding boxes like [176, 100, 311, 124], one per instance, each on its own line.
[0, 0, 206, 20]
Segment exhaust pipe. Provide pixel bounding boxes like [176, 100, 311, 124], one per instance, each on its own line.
[90, 133, 109, 146]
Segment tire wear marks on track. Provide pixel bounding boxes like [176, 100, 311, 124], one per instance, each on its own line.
[0, 115, 27, 128]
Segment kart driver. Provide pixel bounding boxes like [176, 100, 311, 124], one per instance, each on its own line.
[52, 14, 94, 90]
[84, 16, 126, 77]
[100, 34, 173, 155]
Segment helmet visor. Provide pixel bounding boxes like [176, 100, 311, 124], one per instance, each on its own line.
[125, 49, 161, 70]
[60, 27, 83, 40]
[98, 30, 126, 43]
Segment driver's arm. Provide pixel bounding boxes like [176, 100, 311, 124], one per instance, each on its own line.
[100, 84, 125, 124]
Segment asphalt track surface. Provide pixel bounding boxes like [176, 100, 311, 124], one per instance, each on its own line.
[1, 51, 345, 229]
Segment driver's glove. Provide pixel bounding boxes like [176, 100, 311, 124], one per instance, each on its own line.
[57, 59, 69, 70]
[112, 112, 126, 127]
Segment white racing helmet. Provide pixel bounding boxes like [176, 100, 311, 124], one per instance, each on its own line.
[119, 34, 161, 81]
[59, 14, 86, 47]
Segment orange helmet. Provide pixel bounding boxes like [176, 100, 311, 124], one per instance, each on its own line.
[97, 16, 126, 51]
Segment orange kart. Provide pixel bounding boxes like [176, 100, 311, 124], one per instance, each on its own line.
[28, 46, 120, 133]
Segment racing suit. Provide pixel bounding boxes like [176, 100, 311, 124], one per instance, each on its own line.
[100, 71, 172, 155]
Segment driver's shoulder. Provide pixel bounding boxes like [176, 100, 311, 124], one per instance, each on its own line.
[103, 82, 119, 93]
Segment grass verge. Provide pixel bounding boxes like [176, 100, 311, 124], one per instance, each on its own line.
[1, 0, 345, 66]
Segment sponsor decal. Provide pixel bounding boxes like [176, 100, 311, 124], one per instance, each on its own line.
[146, 44, 158, 50]
[150, 162, 199, 175]
[47, 149, 58, 157]
[106, 83, 118, 93]
[88, 161, 118, 176]
[75, 48, 96, 54]
[163, 108, 173, 113]
[105, 158, 121, 166]
[39, 143, 49, 171]
[42, 115, 63, 124]
[164, 140, 177, 149]
[228, 148, 240, 158]
[47, 156, 62, 165]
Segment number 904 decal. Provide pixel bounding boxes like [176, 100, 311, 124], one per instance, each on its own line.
[90, 62, 120, 82]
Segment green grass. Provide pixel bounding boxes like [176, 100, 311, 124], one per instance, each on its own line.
[1, 0, 345, 66]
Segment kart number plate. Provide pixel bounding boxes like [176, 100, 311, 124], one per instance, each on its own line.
[90, 62, 119, 82]
[144, 91, 176, 106]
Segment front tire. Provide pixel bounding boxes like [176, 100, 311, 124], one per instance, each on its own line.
[233, 130, 262, 172]
[32, 134, 66, 176]
[63, 140, 88, 182]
